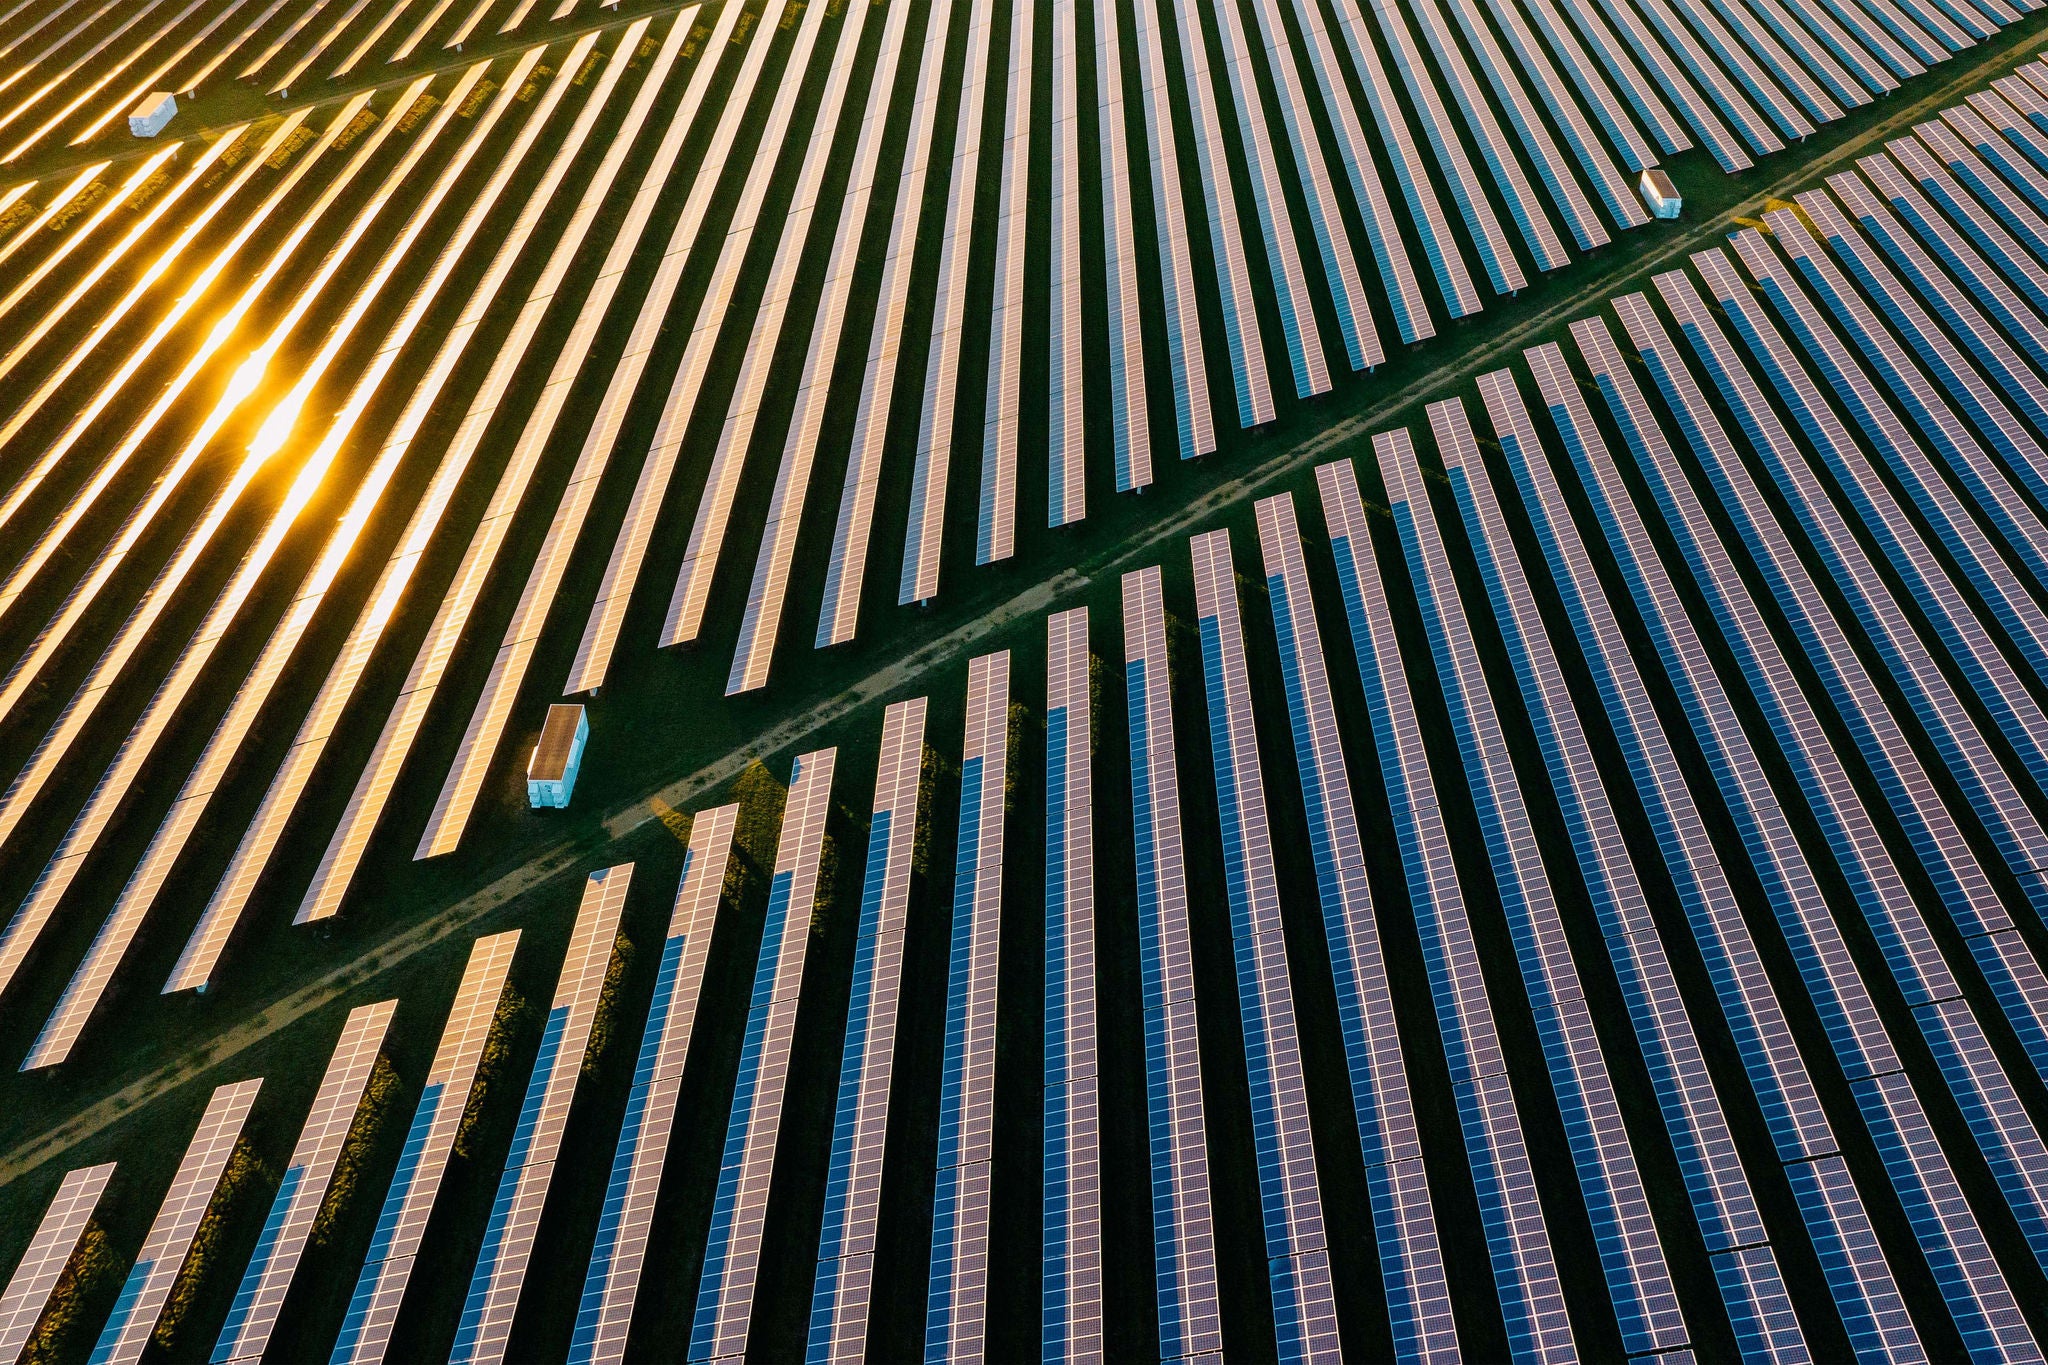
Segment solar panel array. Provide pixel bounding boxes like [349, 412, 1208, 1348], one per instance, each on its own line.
[92, 1077, 262, 1365]
[927, 650, 1007, 1363]
[333, 929, 520, 1365]
[452, 865, 632, 1365]
[1042, 608, 1100, 1365]
[27, 2, 2048, 1360]
[810, 703, 923, 1364]
[691, 751, 835, 1363]
[0, 1162, 116, 1362]
[1118, 566, 1222, 1362]
[212, 1000, 398, 1364]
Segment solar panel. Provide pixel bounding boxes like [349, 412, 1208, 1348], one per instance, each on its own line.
[0, 70, 479, 1008]
[452, 868, 634, 1365]
[1188, 529, 1340, 1362]
[92, 1078, 263, 1365]
[1941, 104, 2048, 218]
[1218, 0, 1362, 380]
[334, 1, 745, 867]
[1362, 0, 1527, 292]
[1684, 245, 2048, 1230]
[1539, 0, 1697, 157]
[692, 754, 835, 1362]
[418, 0, 807, 857]
[1050, 0, 1090, 523]
[1580, 0, 1761, 168]
[331, 931, 521, 1365]
[0, 143, 186, 347]
[1087, 0, 1155, 486]
[1914, 119, 2048, 266]
[900, 0, 998, 606]
[1165, 0, 1275, 423]
[0, 74, 452, 879]
[0, 1163, 116, 1362]
[212, 16, 686, 942]
[816, 0, 965, 645]
[572, 807, 735, 1365]
[1760, 0, 1897, 99]
[1686, 0, 1842, 127]
[1253, 494, 1456, 1363]
[569, 0, 872, 687]
[1120, 567, 1223, 1361]
[1477, 362, 1834, 1345]
[809, 703, 924, 1364]
[1600, 294, 2048, 1347]
[18, 49, 559, 1068]
[1389, 417, 1684, 1355]
[1455, 0, 1647, 231]
[1885, 138, 2048, 318]
[1402, 0, 1578, 265]
[214, 1001, 399, 1363]
[725, 0, 924, 694]
[1851, 152, 2048, 380]
[0, 80, 399, 739]
[1281, 0, 1435, 340]
[976, 0, 1033, 566]
[927, 653, 1008, 1362]
[1739, 215, 2048, 898]
[1799, 179, 2048, 526]
[1042, 610, 1101, 1364]
[1533, 326, 1925, 1354]
[1316, 455, 1575, 1365]
[0, 108, 316, 653]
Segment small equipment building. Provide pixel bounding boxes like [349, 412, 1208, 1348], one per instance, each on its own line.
[129, 92, 177, 137]
[527, 704, 589, 809]
[1639, 168, 1681, 219]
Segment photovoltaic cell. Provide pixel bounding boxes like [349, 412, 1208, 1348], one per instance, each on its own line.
[1589, 299, 2042, 1357]
[1476, 364, 1817, 1354]
[901, 0, 997, 605]
[171, 15, 680, 978]
[816, 0, 963, 643]
[0, 1163, 116, 1363]
[578, 0, 871, 679]
[574, 808, 737, 1365]
[1189, 529, 1340, 1362]
[1389, 418, 1683, 1356]
[725, 0, 926, 693]
[1165, 0, 1274, 422]
[92, 1079, 262, 1365]
[810, 703, 924, 1364]
[414, 0, 789, 858]
[1254, 494, 1456, 1362]
[289, 10, 715, 920]
[452, 867, 633, 1365]
[1121, 568, 1222, 1361]
[213, 1002, 398, 1363]
[1318, 456, 1575, 1365]
[693, 755, 835, 1362]
[1044, 610, 1100, 1364]
[331, 931, 521, 1365]
[976, 0, 1033, 566]
[927, 653, 1008, 1363]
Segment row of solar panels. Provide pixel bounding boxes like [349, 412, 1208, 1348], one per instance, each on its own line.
[2, 0, 2045, 1086]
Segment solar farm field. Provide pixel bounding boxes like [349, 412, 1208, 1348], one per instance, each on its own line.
[9, 0, 2048, 1357]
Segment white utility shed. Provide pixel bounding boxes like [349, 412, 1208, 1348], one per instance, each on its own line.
[129, 92, 177, 137]
[527, 704, 589, 809]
